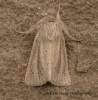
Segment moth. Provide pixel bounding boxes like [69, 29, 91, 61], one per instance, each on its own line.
[15, 6, 79, 86]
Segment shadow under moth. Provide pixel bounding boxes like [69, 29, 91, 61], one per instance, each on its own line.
[15, 6, 79, 86]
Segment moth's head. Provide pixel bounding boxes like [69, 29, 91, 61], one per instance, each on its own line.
[42, 5, 61, 22]
[41, 8, 56, 22]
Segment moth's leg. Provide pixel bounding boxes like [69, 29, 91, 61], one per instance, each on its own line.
[57, 21, 82, 42]
[56, 4, 82, 42]
[14, 16, 48, 35]
[63, 24, 82, 41]
[14, 23, 38, 36]
[58, 19, 84, 42]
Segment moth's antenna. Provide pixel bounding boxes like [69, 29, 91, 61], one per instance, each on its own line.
[57, 4, 60, 20]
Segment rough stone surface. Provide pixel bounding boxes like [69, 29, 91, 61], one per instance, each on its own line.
[0, 0, 98, 99]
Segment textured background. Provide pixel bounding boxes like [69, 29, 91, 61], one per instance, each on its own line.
[0, 0, 98, 100]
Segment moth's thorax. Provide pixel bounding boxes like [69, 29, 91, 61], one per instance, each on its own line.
[38, 21, 61, 41]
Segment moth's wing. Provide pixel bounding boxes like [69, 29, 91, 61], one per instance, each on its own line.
[50, 25, 71, 86]
[24, 30, 47, 86]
